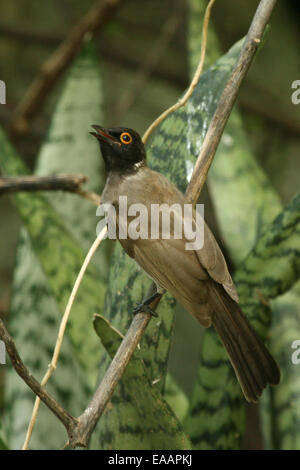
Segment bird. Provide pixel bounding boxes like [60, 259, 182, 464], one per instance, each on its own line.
[90, 124, 280, 403]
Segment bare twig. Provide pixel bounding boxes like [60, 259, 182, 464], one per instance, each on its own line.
[142, 0, 216, 144]
[22, 226, 107, 450]
[0, 318, 78, 432]
[7, 0, 126, 140]
[0, 174, 101, 206]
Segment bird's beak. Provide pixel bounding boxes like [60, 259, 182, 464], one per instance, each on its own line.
[90, 125, 119, 146]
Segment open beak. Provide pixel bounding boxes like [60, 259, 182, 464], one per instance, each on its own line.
[90, 125, 118, 145]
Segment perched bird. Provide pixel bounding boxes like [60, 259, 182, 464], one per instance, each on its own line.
[90, 125, 280, 403]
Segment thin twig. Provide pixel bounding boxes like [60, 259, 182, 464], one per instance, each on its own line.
[142, 0, 216, 144]
[22, 226, 107, 450]
[7, 0, 126, 140]
[0, 318, 78, 432]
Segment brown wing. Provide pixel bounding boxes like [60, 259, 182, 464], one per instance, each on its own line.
[111, 167, 238, 311]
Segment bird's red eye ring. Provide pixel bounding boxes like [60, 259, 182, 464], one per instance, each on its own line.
[120, 132, 132, 145]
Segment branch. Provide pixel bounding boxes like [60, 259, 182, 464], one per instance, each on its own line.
[69, 290, 161, 448]
[7, 0, 126, 141]
[0, 174, 101, 206]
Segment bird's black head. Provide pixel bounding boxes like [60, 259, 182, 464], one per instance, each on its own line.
[90, 125, 146, 174]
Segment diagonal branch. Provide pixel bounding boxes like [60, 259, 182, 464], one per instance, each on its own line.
[7, 0, 126, 141]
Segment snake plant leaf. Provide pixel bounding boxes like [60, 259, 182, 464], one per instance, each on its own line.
[1, 41, 107, 449]
[186, 0, 300, 450]
[92, 314, 191, 450]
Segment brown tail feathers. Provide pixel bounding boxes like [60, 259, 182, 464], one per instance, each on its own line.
[209, 282, 280, 403]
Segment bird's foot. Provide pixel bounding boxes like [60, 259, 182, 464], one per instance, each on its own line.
[133, 302, 159, 318]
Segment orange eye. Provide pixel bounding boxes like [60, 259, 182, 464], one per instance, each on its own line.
[120, 132, 132, 145]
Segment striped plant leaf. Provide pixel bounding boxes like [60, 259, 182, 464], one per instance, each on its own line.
[1, 41, 108, 449]
[185, 0, 300, 450]
[92, 314, 191, 450]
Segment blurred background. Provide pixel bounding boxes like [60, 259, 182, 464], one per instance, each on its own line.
[0, 0, 299, 449]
